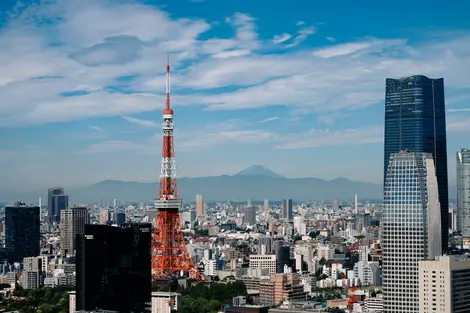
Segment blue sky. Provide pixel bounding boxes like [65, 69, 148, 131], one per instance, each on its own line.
[1, 0, 470, 193]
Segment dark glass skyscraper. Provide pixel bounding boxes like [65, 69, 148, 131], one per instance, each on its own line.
[384, 75, 448, 252]
[76, 223, 152, 312]
[5, 202, 40, 263]
[48, 187, 68, 223]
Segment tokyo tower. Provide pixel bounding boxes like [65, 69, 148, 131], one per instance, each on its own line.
[151, 54, 202, 281]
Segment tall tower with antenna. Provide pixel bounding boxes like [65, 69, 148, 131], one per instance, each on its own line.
[152, 54, 202, 281]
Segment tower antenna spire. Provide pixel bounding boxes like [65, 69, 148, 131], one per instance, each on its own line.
[152, 53, 202, 282]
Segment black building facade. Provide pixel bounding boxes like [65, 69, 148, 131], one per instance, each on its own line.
[76, 223, 152, 312]
[384, 75, 448, 252]
[5, 202, 40, 263]
[48, 187, 68, 223]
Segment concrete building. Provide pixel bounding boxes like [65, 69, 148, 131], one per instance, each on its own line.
[353, 261, 381, 286]
[245, 206, 257, 226]
[69, 291, 76, 313]
[196, 194, 204, 217]
[457, 148, 470, 237]
[249, 254, 276, 275]
[259, 272, 307, 306]
[281, 199, 293, 220]
[151, 292, 181, 313]
[99, 208, 110, 225]
[382, 152, 442, 313]
[22, 256, 43, 289]
[419, 255, 470, 313]
[60, 207, 89, 256]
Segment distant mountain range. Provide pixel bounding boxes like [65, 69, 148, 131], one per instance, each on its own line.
[64, 165, 383, 203]
[1, 165, 458, 204]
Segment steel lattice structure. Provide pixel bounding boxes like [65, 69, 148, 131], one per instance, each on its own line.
[151, 54, 202, 281]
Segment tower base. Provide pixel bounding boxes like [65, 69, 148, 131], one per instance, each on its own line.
[152, 199, 202, 281]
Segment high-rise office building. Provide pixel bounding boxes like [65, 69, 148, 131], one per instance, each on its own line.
[113, 212, 126, 226]
[264, 199, 269, 212]
[245, 206, 256, 226]
[457, 149, 470, 238]
[60, 207, 89, 256]
[48, 187, 68, 223]
[76, 223, 152, 312]
[382, 151, 442, 313]
[5, 202, 40, 263]
[384, 75, 448, 252]
[282, 199, 293, 220]
[196, 194, 204, 217]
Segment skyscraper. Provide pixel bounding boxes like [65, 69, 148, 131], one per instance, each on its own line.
[5, 202, 40, 263]
[382, 151, 442, 313]
[196, 194, 204, 217]
[60, 207, 89, 256]
[48, 187, 68, 223]
[282, 199, 293, 220]
[384, 75, 448, 252]
[76, 223, 152, 312]
[245, 206, 257, 225]
[457, 149, 470, 238]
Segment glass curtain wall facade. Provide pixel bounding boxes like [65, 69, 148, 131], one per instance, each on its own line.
[382, 151, 442, 313]
[384, 75, 448, 252]
[457, 149, 470, 237]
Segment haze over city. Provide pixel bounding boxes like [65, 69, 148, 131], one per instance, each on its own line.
[1, 0, 470, 194]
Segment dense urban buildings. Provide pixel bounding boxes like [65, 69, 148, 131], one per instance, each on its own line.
[383, 75, 449, 252]
[75, 223, 152, 312]
[457, 148, 470, 238]
[5, 202, 40, 263]
[382, 151, 442, 313]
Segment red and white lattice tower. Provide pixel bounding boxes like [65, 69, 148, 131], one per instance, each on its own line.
[152, 54, 202, 281]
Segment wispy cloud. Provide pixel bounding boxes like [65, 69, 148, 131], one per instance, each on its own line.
[122, 116, 158, 127]
[326, 37, 336, 42]
[286, 26, 316, 48]
[296, 21, 305, 26]
[212, 49, 251, 59]
[276, 126, 384, 150]
[89, 125, 104, 131]
[259, 117, 279, 123]
[272, 33, 292, 44]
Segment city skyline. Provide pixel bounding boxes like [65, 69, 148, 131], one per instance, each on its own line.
[1, 0, 470, 193]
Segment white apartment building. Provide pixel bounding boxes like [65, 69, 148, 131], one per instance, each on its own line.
[22, 257, 42, 290]
[249, 254, 276, 275]
[294, 244, 316, 273]
[317, 244, 334, 260]
[152, 292, 181, 313]
[419, 255, 470, 313]
[353, 261, 381, 286]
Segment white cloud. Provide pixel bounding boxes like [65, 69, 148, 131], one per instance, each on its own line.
[296, 21, 305, 26]
[89, 125, 104, 131]
[272, 33, 292, 44]
[286, 26, 316, 48]
[122, 116, 158, 127]
[326, 37, 336, 42]
[312, 39, 406, 58]
[0, 0, 470, 128]
[212, 49, 251, 59]
[276, 126, 384, 149]
[447, 115, 470, 132]
[259, 117, 279, 123]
